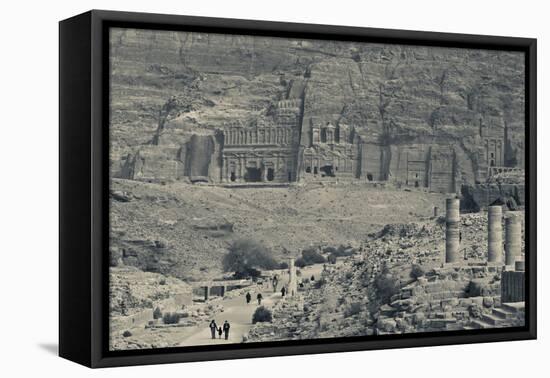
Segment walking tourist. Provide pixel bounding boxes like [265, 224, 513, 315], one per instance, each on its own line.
[257, 292, 263, 305]
[223, 320, 230, 340]
[209, 320, 217, 339]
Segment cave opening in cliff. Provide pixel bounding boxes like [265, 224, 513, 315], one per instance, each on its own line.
[244, 167, 262, 182]
[230, 171, 236, 182]
[305, 166, 311, 173]
[320, 165, 335, 177]
[313, 167, 318, 175]
[320, 128, 327, 143]
[267, 168, 275, 181]
[367, 173, 373, 181]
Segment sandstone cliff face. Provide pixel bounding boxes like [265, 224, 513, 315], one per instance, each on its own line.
[109, 28, 525, 188]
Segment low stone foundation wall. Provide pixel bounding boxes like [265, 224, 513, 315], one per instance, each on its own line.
[501, 271, 525, 303]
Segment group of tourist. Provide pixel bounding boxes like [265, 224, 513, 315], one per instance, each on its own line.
[245, 291, 264, 305]
[207, 271, 318, 341]
[209, 320, 231, 340]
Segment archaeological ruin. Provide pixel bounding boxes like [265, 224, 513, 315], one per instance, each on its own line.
[115, 95, 523, 202]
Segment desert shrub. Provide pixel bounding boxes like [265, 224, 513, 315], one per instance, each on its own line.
[222, 239, 278, 277]
[295, 248, 326, 268]
[410, 264, 425, 280]
[122, 330, 132, 337]
[373, 269, 400, 304]
[326, 245, 356, 257]
[344, 302, 362, 318]
[313, 277, 327, 289]
[252, 306, 273, 324]
[294, 257, 307, 268]
[159, 278, 167, 285]
[153, 307, 162, 320]
[323, 246, 337, 254]
[327, 253, 337, 264]
[302, 248, 326, 264]
[162, 312, 181, 324]
[279, 261, 289, 269]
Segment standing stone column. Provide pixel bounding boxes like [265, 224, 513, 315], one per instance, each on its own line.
[434, 206, 439, 217]
[505, 213, 522, 266]
[488, 206, 503, 263]
[287, 258, 297, 297]
[445, 198, 460, 263]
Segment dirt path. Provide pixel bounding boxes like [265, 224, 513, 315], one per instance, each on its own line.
[177, 291, 281, 346]
[177, 264, 326, 346]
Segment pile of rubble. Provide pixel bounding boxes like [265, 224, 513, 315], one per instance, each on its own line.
[372, 265, 508, 334]
[246, 259, 372, 342]
[245, 211, 525, 340]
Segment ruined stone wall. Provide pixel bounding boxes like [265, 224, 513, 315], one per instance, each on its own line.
[462, 183, 525, 211]
[120, 145, 184, 183]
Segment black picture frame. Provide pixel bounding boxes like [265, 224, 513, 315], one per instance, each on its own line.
[59, 9, 537, 368]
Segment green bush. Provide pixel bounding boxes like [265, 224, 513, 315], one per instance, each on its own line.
[162, 312, 181, 324]
[252, 306, 273, 324]
[122, 330, 132, 337]
[153, 307, 162, 320]
[410, 264, 425, 280]
[327, 254, 337, 264]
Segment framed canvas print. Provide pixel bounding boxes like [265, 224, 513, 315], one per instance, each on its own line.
[59, 10, 536, 368]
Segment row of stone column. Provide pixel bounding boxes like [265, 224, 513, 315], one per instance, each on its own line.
[225, 127, 292, 146]
[445, 199, 522, 267]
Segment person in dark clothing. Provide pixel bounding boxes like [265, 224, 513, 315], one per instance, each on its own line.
[218, 326, 223, 339]
[281, 286, 286, 297]
[245, 291, 252, 305]
[257, 293, 263, 305]
[209, 320, 217, 339]
[223, 320, 230, 340]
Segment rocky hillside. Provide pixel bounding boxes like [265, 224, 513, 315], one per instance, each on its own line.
[109, 179, 447, 280]
[109, 28, 525, 177]
[245, 211, 525, 341]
